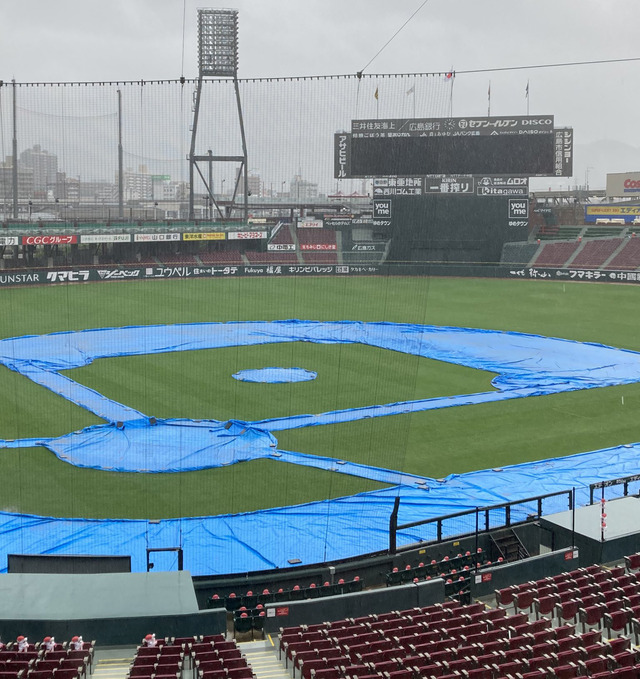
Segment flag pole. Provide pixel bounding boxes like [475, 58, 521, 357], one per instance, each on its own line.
[488, 80, 491, 117]
[449, 71, 454, 117]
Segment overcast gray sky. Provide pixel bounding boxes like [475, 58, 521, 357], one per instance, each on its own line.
[2, 0, 640, 189]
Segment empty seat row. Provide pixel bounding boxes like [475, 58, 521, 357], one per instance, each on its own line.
[212, 578, 363, 611]
[386, 549, 490, 586]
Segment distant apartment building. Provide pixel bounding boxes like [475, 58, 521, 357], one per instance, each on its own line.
[19, 145, 58, 195]
[79, 181, 118, 203]
[152, 176, 187, 202]
[235, 170, 262, 198]
[0, 158, 34, 200]
[289, 174, 318, 202]
[119, 167, 153, 201]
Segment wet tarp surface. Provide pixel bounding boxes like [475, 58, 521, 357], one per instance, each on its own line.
[0, 321, 639, 574]
[232, 367, 317, 383]
[0, 442, 639, 575]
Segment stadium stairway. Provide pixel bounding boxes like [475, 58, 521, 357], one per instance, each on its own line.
[242, 640, 289, 679]
[526, 241, 545, 267]
[602, 238, 633, 269]
[91, 647, 136, 679]
[563, 239, 586, 267]
[289, 224, 304, 264]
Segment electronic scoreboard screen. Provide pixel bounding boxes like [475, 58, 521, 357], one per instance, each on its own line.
[350, 133, 553, 176]
[334, 116, 572, 178]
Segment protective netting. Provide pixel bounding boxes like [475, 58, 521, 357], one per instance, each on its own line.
[0, 75, 454, 210]
[0, 73, 636, 577]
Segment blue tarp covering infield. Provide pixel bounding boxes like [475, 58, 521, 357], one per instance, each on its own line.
[0, 320, 640, 574]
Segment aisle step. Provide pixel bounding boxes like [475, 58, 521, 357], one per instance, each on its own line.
[92, 654, 134, 679]
[241, 642, 290, 679]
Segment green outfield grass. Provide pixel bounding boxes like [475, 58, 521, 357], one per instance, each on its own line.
[1, 275, 640, 519]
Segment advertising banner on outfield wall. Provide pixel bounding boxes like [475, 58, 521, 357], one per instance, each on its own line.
[507, 267, 640, 283]
[297, 219, 323, 228]
[4, 262, 640, 288]
[134, 233, 181, 242]
[182, 232, 225, 241]
[300, 243, 337, 251]
[0, 264, 381, 286]
[80, 234, 132, 244]
[324, 216, 374, 228]
[267, 243, 296, 251]
[227, 231, 267, 240]
[21, 235, 78, 245]
[0, 236, 18, 246]
[606, 172, 640, 198]
[351, 243, 386, 252]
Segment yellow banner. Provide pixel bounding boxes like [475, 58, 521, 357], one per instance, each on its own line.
[586, 205, 640, 215]
[182, 232, 226, 241]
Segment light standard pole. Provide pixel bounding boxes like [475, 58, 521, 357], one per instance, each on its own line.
[585, 166, 594, 193]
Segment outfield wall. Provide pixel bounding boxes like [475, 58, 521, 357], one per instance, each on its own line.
[0, 261, 638, 287]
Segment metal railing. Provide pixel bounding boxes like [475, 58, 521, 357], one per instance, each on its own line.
[589, 472, 640, 505]
[389, 489, 574, 554]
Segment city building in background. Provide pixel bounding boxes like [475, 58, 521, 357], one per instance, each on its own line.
[19, 144, 58, 196]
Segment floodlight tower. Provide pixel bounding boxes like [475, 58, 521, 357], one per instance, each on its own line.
[188, 8, 248, 221]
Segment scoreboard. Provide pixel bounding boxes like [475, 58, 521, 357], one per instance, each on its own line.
[335, 116, 573, 179]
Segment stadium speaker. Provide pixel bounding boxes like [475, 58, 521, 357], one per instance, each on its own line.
[149, 417, 157, 426]
[224, 421, 233, 430]
[116, 422, 124, 430]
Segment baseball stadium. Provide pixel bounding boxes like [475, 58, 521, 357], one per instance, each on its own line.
[1, 7, 640, 679]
